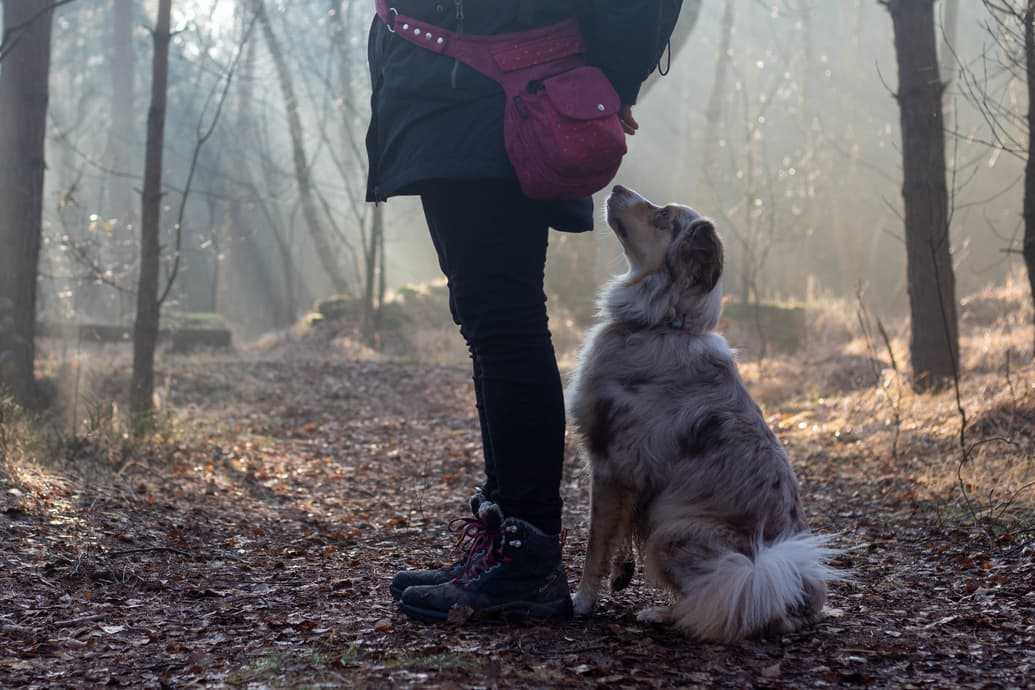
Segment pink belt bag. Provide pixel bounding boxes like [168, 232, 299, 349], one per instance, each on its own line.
[375, 1, 627, 200]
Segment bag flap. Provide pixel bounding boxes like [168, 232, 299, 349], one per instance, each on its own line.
[490, 34, 583, 72]
[544, 67, 621, 120]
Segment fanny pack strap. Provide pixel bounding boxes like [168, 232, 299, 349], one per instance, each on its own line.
[373, 0, 585, 86]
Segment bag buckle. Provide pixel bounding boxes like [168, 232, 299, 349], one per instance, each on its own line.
[385, 7, 399, 33]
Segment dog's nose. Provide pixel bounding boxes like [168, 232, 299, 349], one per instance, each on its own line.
[612, 185, 629, 196]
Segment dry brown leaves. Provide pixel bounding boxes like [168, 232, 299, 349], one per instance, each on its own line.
[0, 347, 1033, 688]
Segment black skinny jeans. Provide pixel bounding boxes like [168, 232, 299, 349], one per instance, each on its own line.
[420, 179, 565, 536]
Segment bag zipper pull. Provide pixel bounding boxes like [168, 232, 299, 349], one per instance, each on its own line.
[451, 0, 464, 89]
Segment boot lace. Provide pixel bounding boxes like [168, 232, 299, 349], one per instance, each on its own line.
[448, 517, 508, 585]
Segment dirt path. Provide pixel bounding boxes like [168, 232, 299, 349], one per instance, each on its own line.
[2, 355, 1033, 688]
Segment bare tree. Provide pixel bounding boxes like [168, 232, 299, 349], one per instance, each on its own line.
[130, 0, 173, 424]
[222, 14, 295, 331]
[695, 0, 800, 327]
[106, 0, 138, 322]
[255, 0, 352, 296]
[0, 0, 71, 63]
[362, 204, 387, 344]
[0, 0, 55, 405]
[954, 1, 1035, 356]
[941, 0, 961, 85]
[107, 0, 136, 220]
[1023, 3, 1035, 355]
[882, 0, 960, 390]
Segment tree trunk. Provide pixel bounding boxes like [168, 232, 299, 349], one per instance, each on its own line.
[130, 0, 173, 424]
[884, 0, 959, 391]
[109, 0, 137, 323]
[223, 16, 294, 332]
[362, 205, 384, 345]
[1024, 7, 1035, 358]
[108, 0, 136, 218]
[375, 208, 387, 336]
[0, 0, 54, 405]
[940, 0, 960, 86]
[255, 0, 351, 296]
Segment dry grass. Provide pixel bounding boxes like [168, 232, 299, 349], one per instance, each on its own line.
[735, 269, 1035, 534]
[12, 270, 1035, 538]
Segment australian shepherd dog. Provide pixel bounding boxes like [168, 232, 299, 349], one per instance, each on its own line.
[567, 186, 843, 642]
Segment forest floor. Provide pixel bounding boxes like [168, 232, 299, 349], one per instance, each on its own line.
[3, 283, 1035, 688]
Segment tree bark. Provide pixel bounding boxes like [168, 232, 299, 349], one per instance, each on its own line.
[376, 206, 387, 335]
[1024, 6, 1035, 357]
[108, 0, 136, 218]
[108, 0, 138, 322]
[884, 0, 960, 390]
[940, 0, 960, 86]
[130, 0, 173, 424]
[255, 0, 352, 296]
[0, 0, 54, 405]
[361, 205, 384, 345]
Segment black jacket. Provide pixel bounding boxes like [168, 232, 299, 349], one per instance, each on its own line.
[365, 0, 680, 230]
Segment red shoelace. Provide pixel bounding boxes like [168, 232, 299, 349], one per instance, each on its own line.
[448, 516, 508, 585]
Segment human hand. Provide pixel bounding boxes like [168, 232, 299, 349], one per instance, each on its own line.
[619, 105, 639, 135]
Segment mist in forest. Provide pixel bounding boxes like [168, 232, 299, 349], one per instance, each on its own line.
[6, 4, 1035, 684]
[4, 0, 1026, 343]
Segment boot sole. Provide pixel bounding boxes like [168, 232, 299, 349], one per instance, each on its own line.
[400, 598, 574, 624]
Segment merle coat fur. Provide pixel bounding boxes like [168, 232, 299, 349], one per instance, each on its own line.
[566, 186, 841, 641]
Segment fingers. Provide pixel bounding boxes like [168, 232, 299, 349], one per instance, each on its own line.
[620, 106, 640, 135]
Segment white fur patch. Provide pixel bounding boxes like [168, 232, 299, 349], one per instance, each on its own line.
[671, 533, 846, 642]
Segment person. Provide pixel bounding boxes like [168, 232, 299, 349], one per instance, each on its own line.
[366, 0, 680, 623]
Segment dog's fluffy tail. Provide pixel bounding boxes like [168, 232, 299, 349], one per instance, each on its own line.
[671, 533, 844, 642]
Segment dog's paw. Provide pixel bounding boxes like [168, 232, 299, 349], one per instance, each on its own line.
[573, 591, 597, 616]
[636, 606, 672, 625]
[610, 560, 635, 592]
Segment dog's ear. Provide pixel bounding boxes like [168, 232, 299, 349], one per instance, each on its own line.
[668, 218, 723, 292]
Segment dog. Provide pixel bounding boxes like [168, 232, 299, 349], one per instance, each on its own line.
[566, 185, 842, 642]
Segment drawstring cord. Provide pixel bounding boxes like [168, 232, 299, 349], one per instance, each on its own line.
[657, 38, 672, 76]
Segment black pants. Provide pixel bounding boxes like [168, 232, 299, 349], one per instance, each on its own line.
[420, 179, 565, 535]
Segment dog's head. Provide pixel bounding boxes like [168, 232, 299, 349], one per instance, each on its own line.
[603, 185, 724, 333]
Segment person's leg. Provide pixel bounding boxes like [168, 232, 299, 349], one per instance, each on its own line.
[419, 179, 565, 535]
[403, 178, 571, 620]
[389, 189, 512, 602]
[422, 196, 500, 501]
[472, 367, 500, 500]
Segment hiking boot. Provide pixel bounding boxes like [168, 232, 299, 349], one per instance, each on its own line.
[399, 517, 573, 623]
[389, 490, 502, 600]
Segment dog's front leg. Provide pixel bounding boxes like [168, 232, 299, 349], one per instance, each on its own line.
[574, 476, 631, 616]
